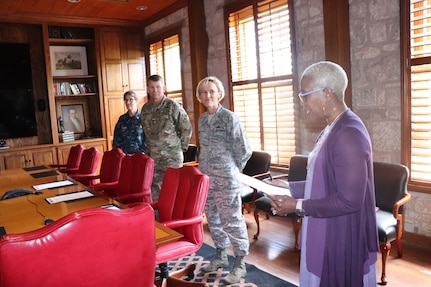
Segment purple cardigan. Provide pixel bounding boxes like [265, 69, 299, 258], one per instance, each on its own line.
[291, 110, 379, 286]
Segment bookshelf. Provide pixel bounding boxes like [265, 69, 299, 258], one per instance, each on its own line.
[47, 25, 103, 143]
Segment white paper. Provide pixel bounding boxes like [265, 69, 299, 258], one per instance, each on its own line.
[237, 173, 292, 196]
[46, 190, 94, 204]
[32, 179, 75, 191]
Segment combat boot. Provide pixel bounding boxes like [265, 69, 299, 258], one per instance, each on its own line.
[201, 248, 229, 272]
[223, 256, 247, 284]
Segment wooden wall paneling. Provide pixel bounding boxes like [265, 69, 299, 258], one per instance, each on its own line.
[323, 0, 352, 108]
[99, 27, 145, 150]
[0, 22, 52, 146]
[187, 0, 208, 145]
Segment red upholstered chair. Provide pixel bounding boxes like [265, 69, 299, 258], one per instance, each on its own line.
[71, 148, 125, 190]
[152, 166, 209, 287]
[49, 144, 84, 174]
[69, 147, 101, 180]
[0, 204, 156, 287]
[114, 152, 154, 205]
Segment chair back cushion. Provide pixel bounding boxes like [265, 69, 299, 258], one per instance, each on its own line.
[183, 144, 198, 162]
[77, 147, 101, 175]
[99, 148, 125, 184]
[117, 153, 154, 204]
[66, 144, 84, 169]
[158, 166, 209, 244]
[243, 151, 271, 177]
[288, 155, 308, 181]
[374, 161, 409, 213]
[0, 205, 156, 287]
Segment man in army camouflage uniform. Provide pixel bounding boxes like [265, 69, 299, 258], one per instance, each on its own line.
[140, 75, 192, 202]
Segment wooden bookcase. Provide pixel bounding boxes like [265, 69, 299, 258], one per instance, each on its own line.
[47, 25, 104, 144]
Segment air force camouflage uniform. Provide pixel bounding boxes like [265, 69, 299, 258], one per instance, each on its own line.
[113, 109, 146, 155]
[140, 96, 192, 201]
[198, 104, 252, 257]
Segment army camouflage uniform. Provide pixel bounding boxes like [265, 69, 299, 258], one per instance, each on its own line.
[140, 96, 192, 202]
[113, 109, 146, 155]
[198, 104, 252, 258]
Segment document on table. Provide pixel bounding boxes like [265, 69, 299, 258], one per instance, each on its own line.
[46, 190, 94, 204]
[32, 180, 75, 191]
[237, 173, 292, 196]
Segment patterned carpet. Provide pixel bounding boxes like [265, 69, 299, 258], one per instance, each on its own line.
[166, 243, 297, 287]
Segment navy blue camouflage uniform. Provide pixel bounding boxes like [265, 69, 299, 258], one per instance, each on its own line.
[113, 109, 146, 155]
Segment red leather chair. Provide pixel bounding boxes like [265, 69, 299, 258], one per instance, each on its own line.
[49, 144, 84, 174]
[114, 152, 154, 206]
[71, 148, 125, 190]
[69, 147, 101, 180]
[152, 166, 209, 287]
[0, 204, 156, 287]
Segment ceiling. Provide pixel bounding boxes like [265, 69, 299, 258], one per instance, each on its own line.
[0, 0, 182, 24]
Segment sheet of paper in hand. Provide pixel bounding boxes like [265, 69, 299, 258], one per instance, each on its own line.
[237, 173, 291, 196]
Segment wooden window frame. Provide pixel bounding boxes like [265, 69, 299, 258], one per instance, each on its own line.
[224, 0, 297, 168]
[145, 28, 184, 105]
[401, 0, 431, 193]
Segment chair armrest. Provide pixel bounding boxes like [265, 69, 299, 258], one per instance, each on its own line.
[150, 201, 159, 210]
[71, 174, 100, 181]
[49, 164, 67, 168]
[93, 181, 118, 191]
[183, 161, 199, 167]
[252, 171, 272, 180]
[263, 176, 290, 189]
[271, 174, 289, 180]
[162, 215, 203, 229]
[394, 192, 412, 219]
[117, 192, 147, 203]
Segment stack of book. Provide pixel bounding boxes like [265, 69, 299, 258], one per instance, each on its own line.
[62, 131, 75, 142]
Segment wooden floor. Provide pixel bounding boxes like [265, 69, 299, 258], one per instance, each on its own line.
[203, 207, 431, 287]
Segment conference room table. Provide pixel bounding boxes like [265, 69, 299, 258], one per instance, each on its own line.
[0, 165, 182, 246]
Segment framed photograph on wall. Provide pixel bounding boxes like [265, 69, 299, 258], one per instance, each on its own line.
[59, 103, 86, 134]
[50, 46, 88, 76]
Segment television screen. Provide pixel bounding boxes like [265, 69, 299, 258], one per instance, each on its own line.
[0, 43, 38, 139]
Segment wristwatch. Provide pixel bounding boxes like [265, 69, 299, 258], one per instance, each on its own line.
[294, 208, 305, 217]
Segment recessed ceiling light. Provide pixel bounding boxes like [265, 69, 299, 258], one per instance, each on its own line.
[136, 6, 148, 11]
[68, 0, 81, 3]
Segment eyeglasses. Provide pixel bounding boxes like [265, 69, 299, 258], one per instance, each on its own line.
[298, 87, 324, 103]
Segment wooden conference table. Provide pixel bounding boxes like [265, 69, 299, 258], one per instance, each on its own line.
[0, 165, 182, 246]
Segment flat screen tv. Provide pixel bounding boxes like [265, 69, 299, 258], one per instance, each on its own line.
[0, 42, 38, 139]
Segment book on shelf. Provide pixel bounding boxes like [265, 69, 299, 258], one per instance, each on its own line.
[70, 84, 80, 95]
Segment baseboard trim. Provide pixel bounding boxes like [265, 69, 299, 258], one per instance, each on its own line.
[403, 231, 431, 249]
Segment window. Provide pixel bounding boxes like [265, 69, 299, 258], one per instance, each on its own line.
[403, 1, 431, 192]
[148, 34, 183, 105]
[226, 0, 295, 166]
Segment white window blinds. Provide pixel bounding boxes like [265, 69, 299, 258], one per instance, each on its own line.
[228, 0, 295, 166]
[149, 34, 183, 105]
[409, 1, 431, 185]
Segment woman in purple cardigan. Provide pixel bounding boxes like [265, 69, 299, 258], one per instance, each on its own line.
[270, 61, 379, 287]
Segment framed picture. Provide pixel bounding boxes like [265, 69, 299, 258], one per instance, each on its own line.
[50, 46, 88, 76]
[59, 103, 87, 134]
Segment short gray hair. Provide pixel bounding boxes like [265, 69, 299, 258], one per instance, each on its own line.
[300, 61, 348, 102]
